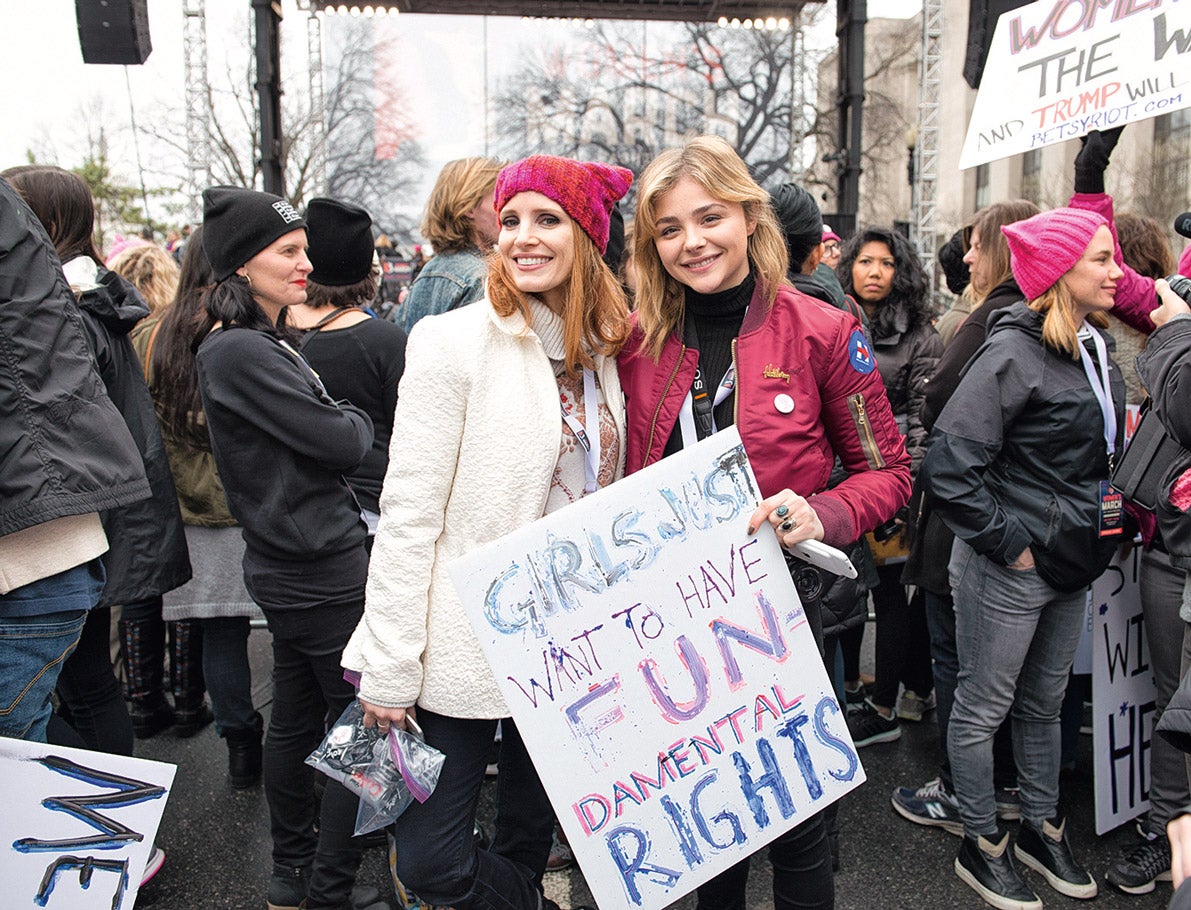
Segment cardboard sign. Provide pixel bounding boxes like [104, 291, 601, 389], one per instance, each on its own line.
[448, 429, 863, 910]
[961, 0, 1191, 168]
[1091, 546, 1156, 835]
[0, 737, 175, 909]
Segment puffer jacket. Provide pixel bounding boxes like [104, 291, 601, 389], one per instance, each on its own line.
[870, 313, 942, 474]
[618, 282, 912, 549]
[0, 179, 150, 538]
[922, 303, 1125, 593]
[67, 258, 191, 606]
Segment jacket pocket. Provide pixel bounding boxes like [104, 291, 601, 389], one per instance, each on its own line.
[847, 393, 886, 470]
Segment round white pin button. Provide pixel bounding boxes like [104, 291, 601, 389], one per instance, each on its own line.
[774, 393, 794, 414]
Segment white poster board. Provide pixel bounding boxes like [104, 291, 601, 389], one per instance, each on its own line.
[0, 737, 175, 909]
[1092, 546, 1156, 835]
[960, 0, 1191, 169]
[448, 429, 864, 910]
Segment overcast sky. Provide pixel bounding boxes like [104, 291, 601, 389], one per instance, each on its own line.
[0, 0, 923, 224]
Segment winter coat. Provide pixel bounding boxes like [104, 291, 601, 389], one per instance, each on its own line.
[1134, 314, 1191, 564]
[395, 248, 487, 332]
[65, 257, 190, 606]
[0, 180, 150, 539]
[869, 314, 942, 475]
[618, 282, 912, 550]
[922, 303, 1125, 593]
[342, 298, 626, 718]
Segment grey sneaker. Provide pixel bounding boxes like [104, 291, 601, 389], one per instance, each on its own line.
[897, 688, 936, 722]
[995, 786, 1021, 821]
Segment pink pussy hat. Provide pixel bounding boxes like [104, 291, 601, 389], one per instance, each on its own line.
[494, 156, 633, 255]
[1001, 207, 1108, 301]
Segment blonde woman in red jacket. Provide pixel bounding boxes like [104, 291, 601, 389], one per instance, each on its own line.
[617, 135, 911, 910]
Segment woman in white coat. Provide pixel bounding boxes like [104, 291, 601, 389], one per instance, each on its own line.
[342, 155, 633, 910]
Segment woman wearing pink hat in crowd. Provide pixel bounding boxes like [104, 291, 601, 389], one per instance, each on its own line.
[921, 207, 1126, 910]
[342, 155, 632, 910]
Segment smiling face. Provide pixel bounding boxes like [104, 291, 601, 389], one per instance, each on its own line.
[1061, 224, 1122, 321]
[238, 228, 312, 320]
[850, 240, 896, 306]
[497, 191, 576, 313]
[651, 176, 756, 295]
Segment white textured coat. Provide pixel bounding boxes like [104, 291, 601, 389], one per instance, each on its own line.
[342, 298, 626, 718]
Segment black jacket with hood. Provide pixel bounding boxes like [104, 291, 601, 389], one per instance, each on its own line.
[0, 179, 150, 542]
[921, 302, 1126, 593]
[64, 257, 190, 606]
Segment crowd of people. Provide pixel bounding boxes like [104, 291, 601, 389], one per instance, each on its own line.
[1, 126, 1190, 910]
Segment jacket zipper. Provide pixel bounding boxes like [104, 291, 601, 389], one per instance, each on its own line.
[848, 393, 886, 470]
[731, 339, 739, 427]
[644, 343, 686, 468]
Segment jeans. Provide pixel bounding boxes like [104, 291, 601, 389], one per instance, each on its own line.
[695, 812, 834, 910]
[870, 568, 933, 710]
[0, 609, 88, 742]
[924, 589, 1017, 792]
[55, 606, 134, 755]
[1139, 548, 1191, 833]
[202, 616, 256, 735]
[0, 561, 102, 742]
[393, 709, 553, 910]
[262, 602, 367, 907]
[948, 539, 1085, 836]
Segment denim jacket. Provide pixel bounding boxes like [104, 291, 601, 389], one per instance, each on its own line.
[394, 249, 487, 332]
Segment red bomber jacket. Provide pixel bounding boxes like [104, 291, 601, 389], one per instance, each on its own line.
[617, 282, 912, 548]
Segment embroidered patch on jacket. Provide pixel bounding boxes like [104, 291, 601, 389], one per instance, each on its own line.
[763, 364, 791, 383]
[847, 330, 876, 374]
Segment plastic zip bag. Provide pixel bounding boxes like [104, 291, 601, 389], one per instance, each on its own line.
[306, 702, 445, 836]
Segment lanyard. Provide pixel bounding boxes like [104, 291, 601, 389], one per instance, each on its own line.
[678, 363, 736, 449]
[559, 367, 601, 494]
[1077, 322, 1116, 467]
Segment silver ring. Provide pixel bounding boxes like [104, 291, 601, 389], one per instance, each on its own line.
[775, 504, 790, 518]
[780, 518, 798, 532]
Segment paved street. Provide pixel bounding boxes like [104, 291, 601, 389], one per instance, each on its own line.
[132, 625, 1174, 910]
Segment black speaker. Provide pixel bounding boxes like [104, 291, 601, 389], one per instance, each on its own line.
[963, 0, 1032, 89]
[76, 0, 152, 65]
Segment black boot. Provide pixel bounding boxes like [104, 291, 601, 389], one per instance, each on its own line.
[119, 615, 174, 738]
[169, 619, 213, 736]
[226, 712, 264, 789]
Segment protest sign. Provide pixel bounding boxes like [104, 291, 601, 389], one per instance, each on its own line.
[0, 737, 175, 909]
[448, 428, 863, 910]
[960, 0, 1191, 169]
[1092, 545, 1156, 835]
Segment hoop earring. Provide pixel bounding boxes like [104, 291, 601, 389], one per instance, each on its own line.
[242, 272, 253, 288]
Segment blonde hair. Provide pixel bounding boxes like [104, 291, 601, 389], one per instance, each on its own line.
[1028, 279, 1109, 359]
[632, 136, 788, 360]
[487, 220, 629, 374]
[967, 199, 1039, 303]
[420, 157, 505, 254]
[109, 243, 181, 315]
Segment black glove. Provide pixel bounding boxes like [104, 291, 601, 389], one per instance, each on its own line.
[1074, 126, 1125, 194]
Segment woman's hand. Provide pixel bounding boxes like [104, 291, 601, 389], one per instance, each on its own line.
[748, 490, 825, 548]
[1169, 813, 1191, 888]
[358, 698, 413, 734]
[1151, 278, 1191, 328]
[1009, 547, 1035, 571]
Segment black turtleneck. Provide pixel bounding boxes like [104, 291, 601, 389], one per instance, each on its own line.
[662, 272, 755, 458]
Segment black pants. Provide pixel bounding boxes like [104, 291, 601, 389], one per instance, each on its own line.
[870, 565, 932, 711]
[262, 601, 366, 907]
[55, 606, 134, 756]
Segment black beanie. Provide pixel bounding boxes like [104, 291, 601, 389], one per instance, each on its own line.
[771, 183, 824, 270]
[305, 197, 375, 287]
[201, 186, 306, 281]
[937, 228, 971, 296]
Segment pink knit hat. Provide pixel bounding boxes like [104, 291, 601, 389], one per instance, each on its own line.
[822, 226, 842, 244]
[1001, 207, 1109, 300]
[494, 156, 633, 254]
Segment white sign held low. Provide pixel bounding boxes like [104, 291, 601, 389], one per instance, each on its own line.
[449, 428, 863, 910]
[0, 737, 176, 909]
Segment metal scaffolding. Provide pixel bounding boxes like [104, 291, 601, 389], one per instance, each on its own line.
[183, 0, 209, 224]
[911, 0, 943, 284]
[302, 2, 328, 196]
